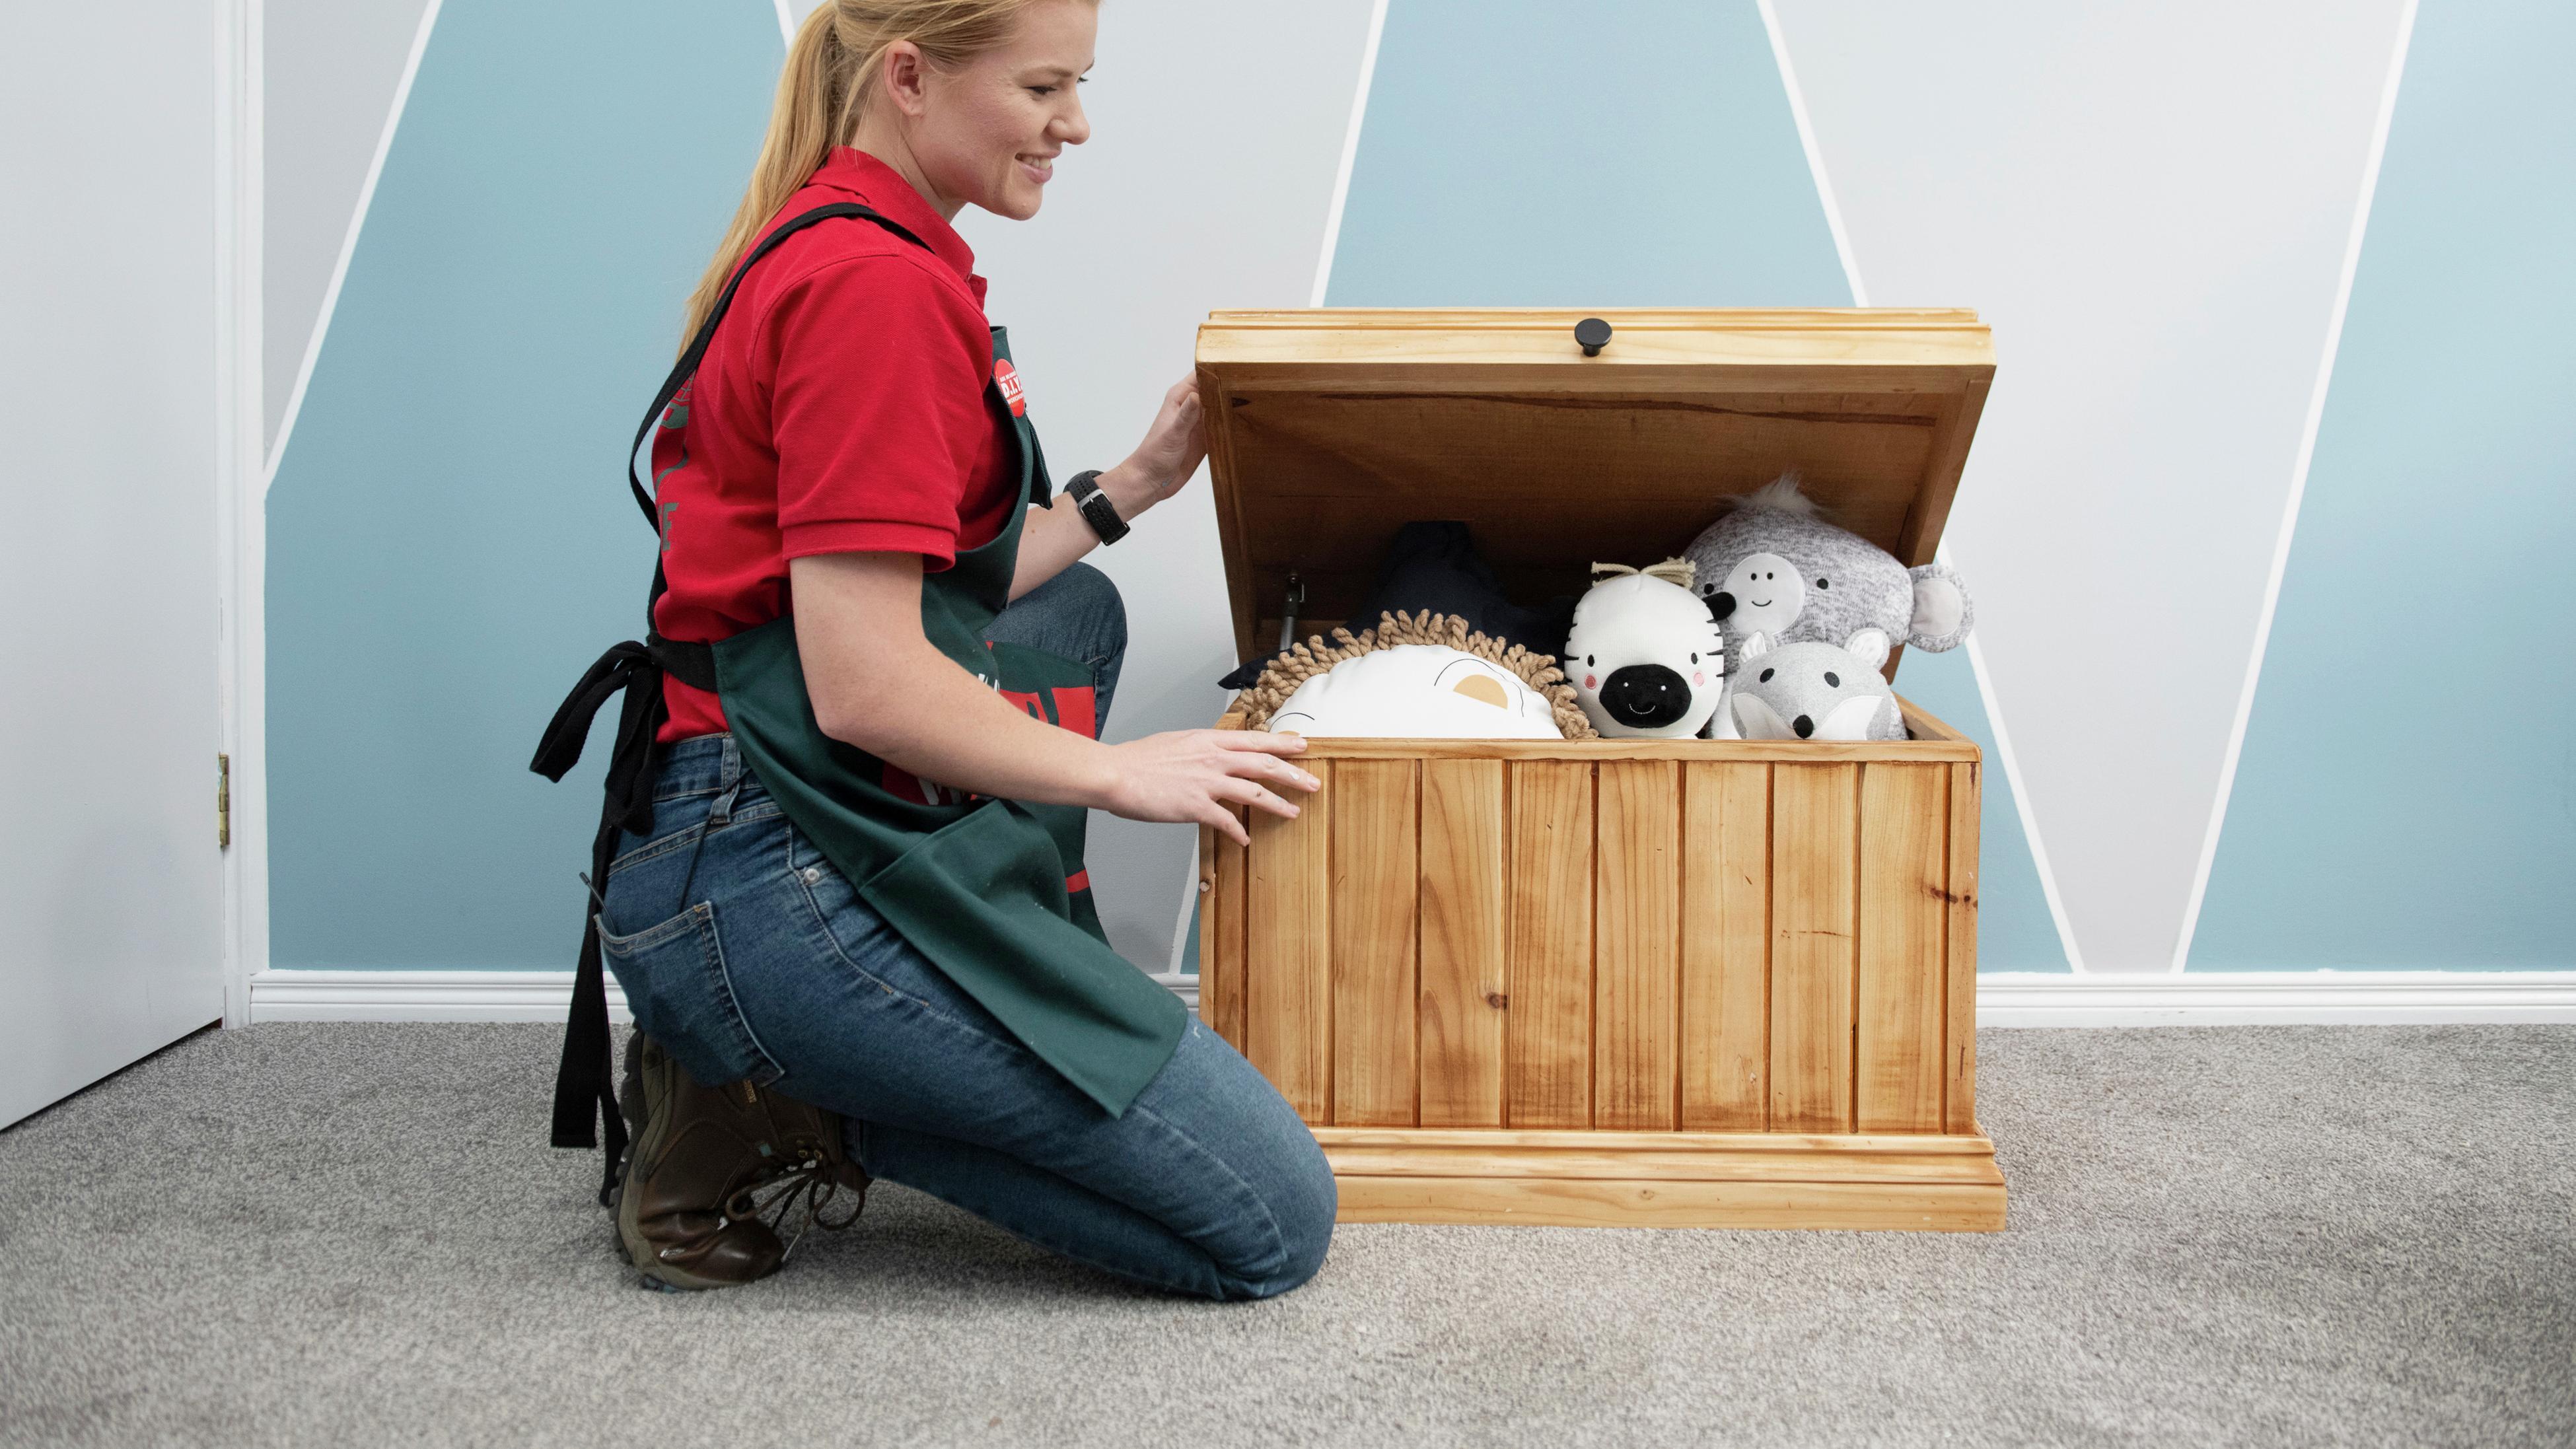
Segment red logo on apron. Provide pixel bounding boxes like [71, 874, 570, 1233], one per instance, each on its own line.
[993, 357, 1027, 416]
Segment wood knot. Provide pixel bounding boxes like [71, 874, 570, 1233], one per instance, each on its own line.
[1484, 991, 1509, 1010]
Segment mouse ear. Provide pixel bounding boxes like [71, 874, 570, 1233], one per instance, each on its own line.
[1906, 562, 1974, 651]
[1738, 630, 1773, 662]
[1842, 627, 1890, 672]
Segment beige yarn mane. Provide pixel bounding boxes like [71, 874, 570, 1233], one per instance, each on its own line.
[1229, 610, 1598, 740]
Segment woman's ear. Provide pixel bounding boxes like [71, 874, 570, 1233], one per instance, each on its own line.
[880, 41, 931, 118]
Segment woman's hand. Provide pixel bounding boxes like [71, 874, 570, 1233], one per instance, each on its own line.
[1100, 728, 1318, 846]
[1096, 375, 1206, 519]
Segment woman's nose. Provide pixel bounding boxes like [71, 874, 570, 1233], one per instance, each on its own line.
[1056, 97, 1091, 147]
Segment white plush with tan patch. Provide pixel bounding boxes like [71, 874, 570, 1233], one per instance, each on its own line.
[1265, 644, 1564, 740]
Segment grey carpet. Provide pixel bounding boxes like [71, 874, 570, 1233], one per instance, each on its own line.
[1, 1023, 2569, 1449]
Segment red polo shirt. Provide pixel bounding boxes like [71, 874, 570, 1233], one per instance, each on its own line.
[651, 147, 1020, 742]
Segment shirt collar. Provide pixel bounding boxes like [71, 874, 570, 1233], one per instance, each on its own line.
[805, 147, 984, 301]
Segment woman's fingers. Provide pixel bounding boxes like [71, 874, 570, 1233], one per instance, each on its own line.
[1210, 729, 1308, 756]
[1223, 752, 1318, 793]
[1202, 802, 1250, 847]
[1217, 777, 1297, 820]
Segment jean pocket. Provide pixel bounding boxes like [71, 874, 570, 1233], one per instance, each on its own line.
[596, 901, 784, 1088]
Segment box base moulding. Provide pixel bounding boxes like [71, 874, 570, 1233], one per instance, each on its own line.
[1315, 1126, 2006, 1231]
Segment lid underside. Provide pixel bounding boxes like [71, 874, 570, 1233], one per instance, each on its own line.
[1197, 308, 1994, 667]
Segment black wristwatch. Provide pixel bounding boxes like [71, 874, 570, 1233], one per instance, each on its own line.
[1065, 470, 1130, 545]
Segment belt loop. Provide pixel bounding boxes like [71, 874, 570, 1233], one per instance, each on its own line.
[707, 737, 743, 829]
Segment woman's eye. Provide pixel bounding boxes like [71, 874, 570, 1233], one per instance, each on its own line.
[1028, 86, 1057, 96]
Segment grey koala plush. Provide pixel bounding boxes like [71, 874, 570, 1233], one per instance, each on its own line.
[1682, 476, 1972, 673]
[1725, 631, 1904, 742]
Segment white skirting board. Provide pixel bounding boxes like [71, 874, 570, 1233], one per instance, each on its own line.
[244, 970, 2573, 1026]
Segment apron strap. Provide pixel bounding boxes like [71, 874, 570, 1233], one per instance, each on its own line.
[536, 200, 930, 1203]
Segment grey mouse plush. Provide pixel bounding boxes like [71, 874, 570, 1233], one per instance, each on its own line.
[1723, 631, 1904, 742]
[1682, 476, 1972, 673]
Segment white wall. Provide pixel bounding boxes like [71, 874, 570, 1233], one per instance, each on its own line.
[263, 0, 437, 456]
[1, 1, 232, 1122]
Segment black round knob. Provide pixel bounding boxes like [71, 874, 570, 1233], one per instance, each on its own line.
[1575, 316, 1612, 357]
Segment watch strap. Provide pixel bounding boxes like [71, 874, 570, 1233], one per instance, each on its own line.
[1067, 470, 1130, 545]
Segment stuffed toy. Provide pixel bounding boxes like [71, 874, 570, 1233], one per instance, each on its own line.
[1563, 560, 1726, 739]
[1231, 611, 1594, 740]
[1724, 630, 1905, 742]
[1682, 476, 1972, 674]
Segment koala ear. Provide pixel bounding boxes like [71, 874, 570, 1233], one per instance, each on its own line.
[1906, 562, 1974, 651]
[1738, 630, 1773, 662]
[1842, 627, 1891, 672]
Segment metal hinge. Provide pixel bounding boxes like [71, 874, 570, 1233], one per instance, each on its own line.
[217, 754, 231, 849]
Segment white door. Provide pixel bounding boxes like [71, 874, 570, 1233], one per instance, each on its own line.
[0, 1, 232, 1127]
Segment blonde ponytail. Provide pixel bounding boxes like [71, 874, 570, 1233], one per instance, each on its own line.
[680, 0, 1085, 347]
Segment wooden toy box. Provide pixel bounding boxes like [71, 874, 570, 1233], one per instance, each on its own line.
[1192, 309, 2005, 1231]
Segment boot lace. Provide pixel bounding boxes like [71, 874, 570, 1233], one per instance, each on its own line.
[725, 1145, 863, 1261]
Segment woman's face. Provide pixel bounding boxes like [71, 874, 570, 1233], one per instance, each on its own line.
[898, 0, 1096, 221]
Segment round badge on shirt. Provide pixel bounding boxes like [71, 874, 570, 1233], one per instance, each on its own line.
[993, 357, 1027, 416]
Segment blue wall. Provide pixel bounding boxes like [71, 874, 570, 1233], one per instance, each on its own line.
[2190, 0, 2576, 968]
[266, 1, 779, 967]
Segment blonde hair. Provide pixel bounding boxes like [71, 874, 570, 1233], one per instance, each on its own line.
[680, 0, 1085, 345]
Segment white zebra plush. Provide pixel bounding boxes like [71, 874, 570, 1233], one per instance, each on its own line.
[1563, 559, 1726, 739]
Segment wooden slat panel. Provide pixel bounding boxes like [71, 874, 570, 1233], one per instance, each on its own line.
[1857, 765, 1947, 1132]
[1330, 761, 1418, 1125]
[1245, 764, 1332, 1121]
[1682, 761, 1770, 1130]
[1417, 758, 1507, 1127]
[1770, 763, 1858, 1133]
[1594, 760, 1679, 1129]
[1947, 761, 1982, 1134]
[1506, 761, 1594, 1128]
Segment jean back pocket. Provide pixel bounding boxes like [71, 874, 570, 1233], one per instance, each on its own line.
[596, 901, 784, 1088]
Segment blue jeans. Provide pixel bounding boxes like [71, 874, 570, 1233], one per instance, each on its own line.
[602, 565, 1336, 1300]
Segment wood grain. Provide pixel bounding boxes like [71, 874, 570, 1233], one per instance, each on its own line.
[1329, 760, 1418, 1126]
[1506, 761, 1594, 1129]
[1682, 761, 1770, 1130]
[1857, 764, 1948, 1132]
[1333, 1176, 2003, 1232]
[1593, 760, 1679, 1129]
[1770, 763, 1859, 1133]
[1417, 758, 1507, 1127]
[1244, 763, 1332, 1120]
[1947, 761, 1982, 1134]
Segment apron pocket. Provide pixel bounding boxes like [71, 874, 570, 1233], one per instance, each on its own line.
[596, 901, 785, 1088]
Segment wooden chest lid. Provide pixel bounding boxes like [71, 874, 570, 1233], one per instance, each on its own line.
[1195, 307, 1994, 663]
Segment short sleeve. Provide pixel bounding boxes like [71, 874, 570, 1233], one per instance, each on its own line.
[760, 254, 994, 569]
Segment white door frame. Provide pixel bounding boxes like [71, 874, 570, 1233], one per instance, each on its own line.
[215, 0, 268, 1027]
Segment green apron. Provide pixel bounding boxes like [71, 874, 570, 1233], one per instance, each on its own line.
[535, 203, 1186, 1195]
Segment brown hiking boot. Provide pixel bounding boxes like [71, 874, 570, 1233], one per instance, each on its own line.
[612, 1035, 866, 1290]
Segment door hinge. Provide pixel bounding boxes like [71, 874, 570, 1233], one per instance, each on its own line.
[217, 754, 231, 849]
